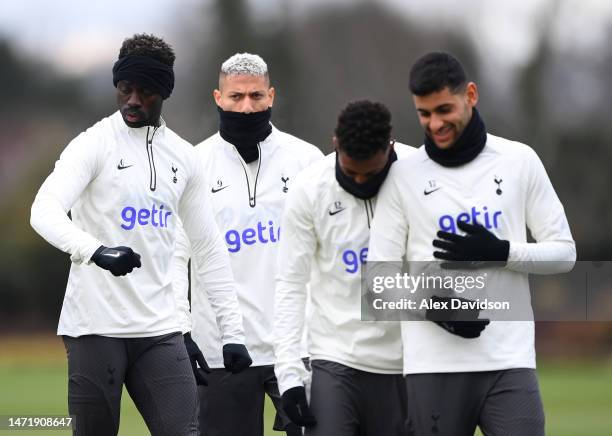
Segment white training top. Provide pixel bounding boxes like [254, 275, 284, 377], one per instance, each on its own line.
[173, 126, 323, 368]
[368, 134, 576, 374]
[30, 111, 244, 341]
[274, 144, 415, 395]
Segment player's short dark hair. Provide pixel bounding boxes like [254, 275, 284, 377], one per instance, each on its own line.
[409, 52, 467, 96]
[335, 100, 392, 160]
[118, 34, 175, 67]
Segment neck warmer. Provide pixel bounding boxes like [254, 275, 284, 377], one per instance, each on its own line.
[335, 148, 398, 200]
[218, 106, 272, 163]
[112, 55, 174, 100]
[424, 108, 487, 167]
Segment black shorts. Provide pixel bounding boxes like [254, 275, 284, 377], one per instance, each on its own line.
[63, 332, 198, 436]
[404, 368, 545, 436]
[305, 360, 407, 436]
[198, 364, 301, 436]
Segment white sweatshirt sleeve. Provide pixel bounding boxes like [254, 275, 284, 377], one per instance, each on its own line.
[274, 179, 315, 394]
[179, 157, 245, 345]
[30, 132, 104, 264]
[172, 218, 193, 334]
[368, 168, 410, 262]
[506, 148, 576, 274]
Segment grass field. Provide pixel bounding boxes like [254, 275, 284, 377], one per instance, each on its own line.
[1, 335, 611, 435]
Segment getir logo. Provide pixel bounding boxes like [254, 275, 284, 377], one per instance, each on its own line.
[342, 247, 368, 274]
[438, 206, 502, 233]
[225, 220, 280, 253]
[121, 204, 172, 230]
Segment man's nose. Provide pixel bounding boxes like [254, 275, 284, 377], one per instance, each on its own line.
[127, 91, 142, 107]
[429, 113, 444, 132]
[239, 98, 255, 114]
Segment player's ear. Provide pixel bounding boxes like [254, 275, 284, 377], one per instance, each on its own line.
[465, 82, 478, 107]
[332, 136, 339, 151]
[213, 89, 222, 106]
[268, 87, 275, 107]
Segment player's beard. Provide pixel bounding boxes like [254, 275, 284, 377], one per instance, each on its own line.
[423, 108, 487, 167]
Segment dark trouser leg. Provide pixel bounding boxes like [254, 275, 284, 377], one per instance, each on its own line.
[124, 332, 198, 436]
[405, 372, 485, 436]
[305, 360, 361, 436]
[479, 369, 545, 436]
[198, 366, 265, 436]
[360, 372, 407, 436]
[63, 335, 127, 436]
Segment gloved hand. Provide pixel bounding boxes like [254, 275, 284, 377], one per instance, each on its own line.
[433, 221, 510, 269]
[281, 386, 317, 428]
[425, 295, 490, 339]
[91, 245, 141, 276]
[222, 343, 252, 374]
[184, 333, 211, 386]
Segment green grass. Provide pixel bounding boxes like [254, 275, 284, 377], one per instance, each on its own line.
[537, 361, 612, 436]
[0, 362, 280, 436]
[1, 338, 611, 435]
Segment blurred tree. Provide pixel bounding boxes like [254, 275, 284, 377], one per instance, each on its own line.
[0, 37, 95, 330]
[0, 40, 31, 108]
[289, 2, 479, 150]
[515, 0, 612, 260]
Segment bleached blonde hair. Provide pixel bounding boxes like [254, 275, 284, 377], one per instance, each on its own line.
[220, 53, 268, 77]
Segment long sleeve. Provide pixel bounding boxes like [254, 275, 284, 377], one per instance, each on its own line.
[274, 180, 315, 395]
[506, 149, 576, 274]
[368, 168, 410, 262]
[30, 133, 103, 264]
[172, 218, 193, 334]
[366, 170, 414, 317]
[179, 158, 245, 344]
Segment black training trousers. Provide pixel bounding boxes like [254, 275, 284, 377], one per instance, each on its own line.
[404, 368, 545, 436]
[63, 332, 198, 436]
[198, 364, 301, 436]
[306, 360, 407, 436]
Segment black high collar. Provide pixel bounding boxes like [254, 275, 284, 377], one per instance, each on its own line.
[424, 108, 487, 167]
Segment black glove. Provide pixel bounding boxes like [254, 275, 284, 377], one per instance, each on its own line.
[184, 333, 211, 386]
[281, 386, 317, 428]
[425, 295, 490, 339]
[222, 343, 252, 374]
[91, 245, 141, 276]
[433, 221, 510, 269]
